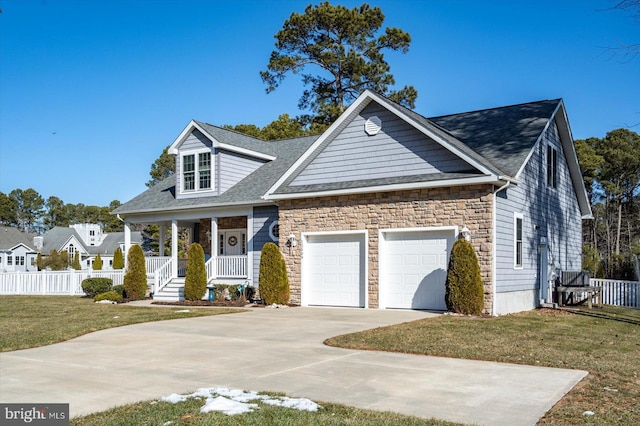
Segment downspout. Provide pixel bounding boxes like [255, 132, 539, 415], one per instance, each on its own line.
[492, 179, 512, 316]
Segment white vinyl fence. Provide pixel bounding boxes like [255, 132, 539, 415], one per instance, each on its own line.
[592, 278, 640, 309]
[0, 270, 125, 296]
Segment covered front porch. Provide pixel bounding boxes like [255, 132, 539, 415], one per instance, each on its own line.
[123, 209, 257, 301]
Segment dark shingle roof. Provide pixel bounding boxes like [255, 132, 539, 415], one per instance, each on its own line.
[429, 99, 561, 177]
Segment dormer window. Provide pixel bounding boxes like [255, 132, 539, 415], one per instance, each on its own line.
[182, 151, 213, 192]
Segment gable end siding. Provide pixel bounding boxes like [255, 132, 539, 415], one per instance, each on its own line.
[290, 102, 476, 187]
[495, 120, 582, 293]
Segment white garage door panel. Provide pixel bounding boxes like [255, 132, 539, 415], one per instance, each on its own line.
[305, 234, 364, 307]
[383, 230, 453, 310]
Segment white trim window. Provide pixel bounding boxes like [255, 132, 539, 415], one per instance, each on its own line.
[514, 213, 524, 268]
[182, 151, 213, 192]
[546, 144, 557, 189]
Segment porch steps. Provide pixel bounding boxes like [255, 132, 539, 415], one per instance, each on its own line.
[153, 279, 184, 302]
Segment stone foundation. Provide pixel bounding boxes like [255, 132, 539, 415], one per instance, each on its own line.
[278, 185, 495, 314]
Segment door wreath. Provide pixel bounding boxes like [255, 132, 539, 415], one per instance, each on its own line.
[228, 236, 238, 246]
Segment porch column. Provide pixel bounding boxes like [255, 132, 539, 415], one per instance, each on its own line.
[211, 217, 218, 279]
[171, 220, 178, 278]
[124, 221, 131, 269]
[159, 224, 166, 257]
[247, 210, 254, 285]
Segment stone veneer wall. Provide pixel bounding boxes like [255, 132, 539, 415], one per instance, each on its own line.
[278, 185, 495, 314]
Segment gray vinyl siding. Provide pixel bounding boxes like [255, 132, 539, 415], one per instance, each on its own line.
[175, 130, 215, 199]
[495, 119, 582, 293]
[218, 149, 267, 194]
[252, 205, 279, 285]
[291, 102, 475, 186]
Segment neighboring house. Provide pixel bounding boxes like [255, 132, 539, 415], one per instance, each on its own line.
[114, 90, 591, 315]
[0, 226, 38, 272]
[41, 224, 143, 270]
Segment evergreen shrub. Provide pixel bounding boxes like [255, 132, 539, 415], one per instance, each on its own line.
[259, 242, 289, 305]
[113, 248, 124, 270]
[82, 278, 113, 298]
[124, 245, 147, 300]
[184, 243, 207, 301]
[93, 254, 103, 270]
[445, 238, 485, 315]
[72, 252, 81, 270]
[94, 291, 123, 303]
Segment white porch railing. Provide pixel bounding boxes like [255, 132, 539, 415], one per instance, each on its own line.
[592, 278, 640, 309]
[146, 256, 171, 273]
[206, 257, 215, 282]
[0, 270, 124, 296]
[153, 258, 174, 296]
[217, 255, 248, 278]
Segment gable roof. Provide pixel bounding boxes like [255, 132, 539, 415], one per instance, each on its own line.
[169, 120, 277, 161]
[41, 226, 142, 255]
[0, 226, 36, 251]
[264, 91, 590, 218]
[265, 90, 513, 199]
[114, 126, 319, 216]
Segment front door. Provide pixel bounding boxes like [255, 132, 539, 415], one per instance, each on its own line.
[220, 230, 245, 256]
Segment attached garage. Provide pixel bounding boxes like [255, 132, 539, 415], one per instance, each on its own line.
[302, 232, 366, 308]
[379, 228, 456, 310]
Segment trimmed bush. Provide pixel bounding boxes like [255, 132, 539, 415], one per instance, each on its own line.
[82, 278, 113, 298]
[259, 242, 289, 305]
[94, 291, 123, 303]
[72, 252, 81, 270]
[184, 243, 207, 301]
[445, 238, 485, 315]
[124, 245, 147, 300]
[93, 254, 103, 270]
[112, 284, 126, 299]
[113, 247, 124, 270]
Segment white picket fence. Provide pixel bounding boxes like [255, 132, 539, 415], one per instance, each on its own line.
[591, 278, 640, 309]
[0, 270, 125, 296]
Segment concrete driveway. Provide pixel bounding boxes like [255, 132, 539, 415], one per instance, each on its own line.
[0, 306, 586, 426]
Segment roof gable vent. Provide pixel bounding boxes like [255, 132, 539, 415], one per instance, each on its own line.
[364, 116, 382, 136]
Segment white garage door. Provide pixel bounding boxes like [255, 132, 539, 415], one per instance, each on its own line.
[304, 233, 365, 307]
[382, 230, 454, 310]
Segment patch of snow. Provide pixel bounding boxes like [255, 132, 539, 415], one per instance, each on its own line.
[174, 309, 190, 313]
[161, 393, 188, 404]
[159, 387, 320, 416]
[95, 300, 116, 304]
[583, 411, 595, 416]
[262, 396, 319, 412]
[200, 396, 258, 415]
[113, 316, 120, 319]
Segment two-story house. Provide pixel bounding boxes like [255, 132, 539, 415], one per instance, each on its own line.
[114, 90, 591, 315]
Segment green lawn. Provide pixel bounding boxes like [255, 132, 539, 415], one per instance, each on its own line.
[325, 306, 640, 425]
[71, 397, 459, 426]
[0, 295, 244, 352]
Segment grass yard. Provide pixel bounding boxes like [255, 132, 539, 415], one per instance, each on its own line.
[326, 306, 640, 425]
[71, 396, 460, 426]
[0, 295, 244, 352]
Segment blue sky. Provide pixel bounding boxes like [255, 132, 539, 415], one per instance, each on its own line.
[1, 0, 638, 207]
